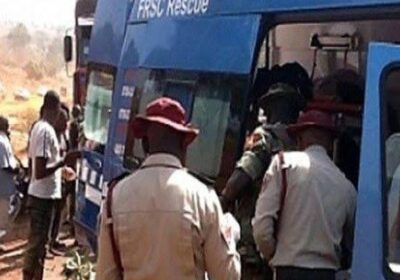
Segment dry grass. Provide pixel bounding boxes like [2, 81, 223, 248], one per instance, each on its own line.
[3, 98, 72, 163]
[14, 108, 39, 134]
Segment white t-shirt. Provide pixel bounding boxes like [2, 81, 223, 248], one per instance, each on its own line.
[28, 120, 62, 199]
[0, 131, 17, 197]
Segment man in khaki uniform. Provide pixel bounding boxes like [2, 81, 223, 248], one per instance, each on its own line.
[253, 110, 356, 280]
[96, 97, 240, 280]
[221, 83, 305, 279]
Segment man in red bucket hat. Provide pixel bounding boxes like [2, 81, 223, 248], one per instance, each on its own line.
[131, 97, 199, 146]
[286, 110, 338, 138]
[253, 110, 356, 280]
[96, 97, 240, 280]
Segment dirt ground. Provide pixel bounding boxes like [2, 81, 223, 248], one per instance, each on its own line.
[0, 76, 76, 279]
[0, 215, 77, 280]
[0, 25, 76, 279]
[0, 58, 72, 163]
[1, 93, 72, 164]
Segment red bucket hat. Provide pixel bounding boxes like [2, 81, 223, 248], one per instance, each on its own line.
[131, 97, 199, 145]
[287, 110, 338, 135]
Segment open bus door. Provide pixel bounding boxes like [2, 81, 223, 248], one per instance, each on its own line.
[352, 43, 400, 280]
[107, 14, 264, 191]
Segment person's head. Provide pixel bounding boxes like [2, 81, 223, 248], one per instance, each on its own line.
[259, 83, 305, 125]
[146, 123, 187, 159]
[42, 90, 61, 126]
[72, 104, 82, 121]
[55, 106, 69, 135]
[0, 115, 10, 137]
[141, 136, 149, 155]
[131, 97, 198, 162]
[61, 102, 70, 119]
[288, 110, 337, 152]
[296, 127, 335, 152]
[39, 106, 44, 118]
[313, 69, 364, 104]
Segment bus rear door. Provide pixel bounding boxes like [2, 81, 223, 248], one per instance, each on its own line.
[353, 42, 400, 280]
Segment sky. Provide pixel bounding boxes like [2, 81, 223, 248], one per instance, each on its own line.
[0, 0, 75, 27]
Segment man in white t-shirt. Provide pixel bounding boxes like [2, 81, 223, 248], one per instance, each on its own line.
[23, 91, 80, 280]
[0, 116, 18, 243]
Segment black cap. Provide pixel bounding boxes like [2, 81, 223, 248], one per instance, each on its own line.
[259, 83, 306, 110]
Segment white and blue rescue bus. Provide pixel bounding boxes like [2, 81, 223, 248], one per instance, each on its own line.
[72, 0, 400, 279]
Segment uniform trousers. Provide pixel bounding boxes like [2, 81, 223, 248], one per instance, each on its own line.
[275, 267, 335, 280]
[242, 262, 273, 280]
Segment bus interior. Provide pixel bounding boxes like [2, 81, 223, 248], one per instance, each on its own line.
[263, 19, 400, 276]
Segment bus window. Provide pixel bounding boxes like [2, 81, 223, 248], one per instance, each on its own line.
[186, 77, 231, 177]
[83, 70, 114, 146]
[268, 21, 400, 79]
[124, 69, 246, 188]
[385, 69, 400, 273]
[164, 80, 195, 121]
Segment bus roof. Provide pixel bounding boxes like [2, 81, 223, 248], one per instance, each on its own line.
[88, 0, 133, 67]
[131, 0, 400, 22]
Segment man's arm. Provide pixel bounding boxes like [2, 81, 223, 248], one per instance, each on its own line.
[34, 157, 64, 180]
[3, 166, 19, 174]
[0, 143, 19, 174]
[221, 130, 272, 210]
[31, 129, 63, 180]
[34, 151, 81, 180]
[69, 122, 79, 150]
[221, 169, 252, 210]
[96, 205, 120, 280]
[28, 158, 32, 178]
[204, 192, 241, 280]
[252, 156, 282, 261]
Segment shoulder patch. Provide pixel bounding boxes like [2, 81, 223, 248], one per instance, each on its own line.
[246, 131, 268, 151]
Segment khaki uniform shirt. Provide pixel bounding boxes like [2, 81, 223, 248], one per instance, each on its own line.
[234, 124, 293, 263]
[96, 154, 240, 280]
[253, 145, 356, 270]
[237, 124, 292, 181]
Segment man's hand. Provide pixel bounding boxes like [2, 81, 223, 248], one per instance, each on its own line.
[62, 166, 77, 181]
[64, 150, 82, 166]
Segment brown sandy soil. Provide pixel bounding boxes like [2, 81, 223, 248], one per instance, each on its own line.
[0, 94, 74, 279]
[0, 215, 77, 280]
[0, 59, 72, 163]
[0, 28, 74, 279]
